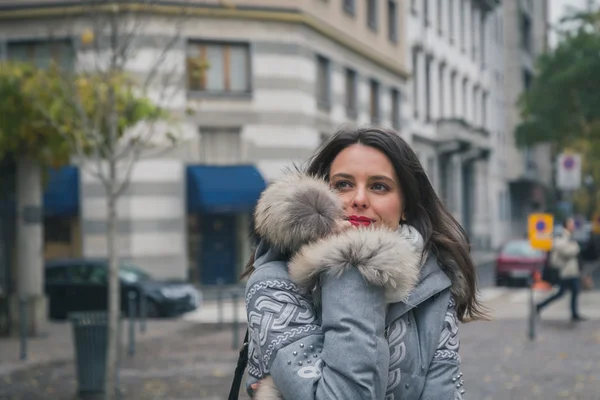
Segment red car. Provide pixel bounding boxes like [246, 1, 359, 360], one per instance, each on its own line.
[495, 239, 547, 286]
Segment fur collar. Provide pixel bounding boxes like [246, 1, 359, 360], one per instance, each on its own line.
[255, 172, 418, 302]
[254, 171, 468, 308]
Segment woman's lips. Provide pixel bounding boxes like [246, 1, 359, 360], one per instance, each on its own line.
[346, 215, 374, 227]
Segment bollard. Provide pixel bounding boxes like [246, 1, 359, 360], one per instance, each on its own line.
[19, 298, 27, 361]
[128, 291, 137, 356]
[528, 273, 536, 341]
[139, 293, 147, 334]
[232, 291, 239, 350]
[217, 278, 224, 328]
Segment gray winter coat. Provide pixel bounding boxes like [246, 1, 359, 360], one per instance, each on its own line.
[245, 173, 468, 399]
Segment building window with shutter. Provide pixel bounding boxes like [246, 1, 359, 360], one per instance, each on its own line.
[367, 0, 378, 32]
[345, 68, 358, 119]
[370, 79, 380, 124]
[7, 39, 74, 70]
[199, 128, 242, 165]
[388, 1, 398, 43]
[390, 88, 401, 130]
[316, 55, 331, 111]
[343, 0, 355, 16]
[186, 41, 251, 95]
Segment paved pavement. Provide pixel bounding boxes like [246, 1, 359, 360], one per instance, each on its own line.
[2, 251, 600, 400]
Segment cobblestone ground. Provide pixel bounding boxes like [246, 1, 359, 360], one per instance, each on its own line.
[1, 319, 600, 399]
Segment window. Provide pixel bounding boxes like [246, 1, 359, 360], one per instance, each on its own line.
[388, 1, 398, 43]
[369, 79, 380, 123]
[450, 71, 457, 117]
[367, 0, 378, 31]
[390, 88, 401, 129]
[501, 240, 543, 258]
[482, 91, 488, 128]
[7, 39, 74, 70]
[461, 78, 468, 120]
[460, 0, 466, 51]
[425, 56, 432, 122]
[199, 128, 242, 164]
[523, 69, 533, 90]
[186, 41, 250, 94]
[46, 266, 69, 284]
[438, 64, 445, 118]
[411, 0, 418, 15]
[472, 86, 479, 125]
[316, 55, 331, 111]
[343, 0, 355, 15]
[437, 0, 443, 34]
[448, 0, 454, 43]
[520, 13, 532, 53]
[480, 13, 486, 67]
[423, 0, 429, 26]
[345, 68, 358, 119]
[412, 49, 419, 118]
[471, 7, 478, 61]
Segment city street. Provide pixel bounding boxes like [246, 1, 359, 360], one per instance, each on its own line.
[2, 277, 600, 399]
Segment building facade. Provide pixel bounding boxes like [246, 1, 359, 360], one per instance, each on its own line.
[406, 0, 550, 248]
[0, 1, 410, 291]
[406, 0, 503, 249]
[502, 0, 551, 237]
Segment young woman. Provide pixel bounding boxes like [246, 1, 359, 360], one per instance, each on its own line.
[537, 217, 587, 321]
[242, 126, 487, 399]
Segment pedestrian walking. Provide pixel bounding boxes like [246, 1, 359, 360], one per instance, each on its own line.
[235, 126, 487, 400]
[537, 217, 587, 322]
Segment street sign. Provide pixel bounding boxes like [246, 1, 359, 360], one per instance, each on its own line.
[556, 153, 582, 191]
[528, 213, 554, 251]
[593, 212, 600, 235]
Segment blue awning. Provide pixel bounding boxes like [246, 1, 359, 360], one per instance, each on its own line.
[44, 166, 80, 217]
[186, 165, 267, 214]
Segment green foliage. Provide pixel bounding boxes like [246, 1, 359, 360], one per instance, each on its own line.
[0, 60, 167, 166]
[0, 62, 71, 167]
[516, 5, 600, 148]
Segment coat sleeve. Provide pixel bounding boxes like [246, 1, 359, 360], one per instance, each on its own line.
[554, 235, 580, 259]
[419, 298, 466, 400]
[246, 269, 390, 400]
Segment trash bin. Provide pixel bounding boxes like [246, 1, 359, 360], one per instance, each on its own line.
[69, 311, 108, 395]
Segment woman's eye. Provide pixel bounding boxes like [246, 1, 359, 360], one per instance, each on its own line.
[334, 180, 351, 189]
[372, 183, 389, 191]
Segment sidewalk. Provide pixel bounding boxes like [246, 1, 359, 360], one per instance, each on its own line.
[2, 316, 599, 399]
[0, 318, 200, 376]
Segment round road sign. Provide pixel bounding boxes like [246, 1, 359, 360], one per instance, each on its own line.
[535, 220, 546, 232]
[563, 156, 575, 169]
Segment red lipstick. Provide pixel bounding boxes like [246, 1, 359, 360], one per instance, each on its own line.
[347, 215, 374, 227]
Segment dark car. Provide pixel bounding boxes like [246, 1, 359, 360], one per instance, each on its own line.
[45, 258, 202, 320]
[495, 239, 546, 287]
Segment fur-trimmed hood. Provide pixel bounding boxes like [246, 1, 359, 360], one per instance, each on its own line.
[253, 171, 467, 304]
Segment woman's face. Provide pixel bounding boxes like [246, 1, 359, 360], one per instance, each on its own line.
[329, 144, 404, 230]
[565, 218, 575, 232]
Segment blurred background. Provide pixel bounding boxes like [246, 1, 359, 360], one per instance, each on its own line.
[0, 0, 599, 399]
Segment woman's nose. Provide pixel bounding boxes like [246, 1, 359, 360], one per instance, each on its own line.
[351, 189, 368, 209]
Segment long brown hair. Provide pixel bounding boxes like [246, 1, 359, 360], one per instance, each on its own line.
[242, 126, 487, 322]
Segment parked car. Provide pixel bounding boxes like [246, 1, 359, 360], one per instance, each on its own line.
[495, 239, 546, 287]
[45, 258, 202, 320]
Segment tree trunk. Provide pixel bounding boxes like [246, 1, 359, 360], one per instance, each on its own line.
[104, 159, 119, 400]
[15, 157, 46, 336]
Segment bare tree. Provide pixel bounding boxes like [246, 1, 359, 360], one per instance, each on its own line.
[30, 1, 191, 398]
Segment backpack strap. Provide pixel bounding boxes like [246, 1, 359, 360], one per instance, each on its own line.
[228, 329, 249, 400]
